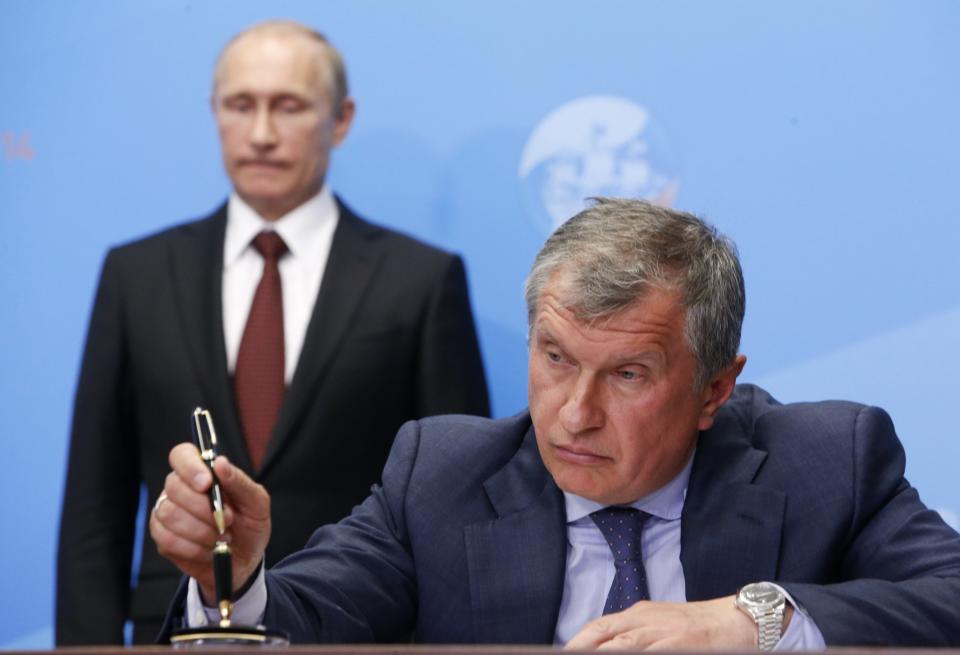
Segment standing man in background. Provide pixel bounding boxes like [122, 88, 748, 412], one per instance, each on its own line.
[56, 20, 489, 645]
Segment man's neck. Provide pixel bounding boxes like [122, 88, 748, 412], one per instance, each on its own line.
[562, 450, 694, 523]
[238, 186, 327, 222]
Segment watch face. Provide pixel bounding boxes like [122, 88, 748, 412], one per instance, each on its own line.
[742, 583, 781, 606]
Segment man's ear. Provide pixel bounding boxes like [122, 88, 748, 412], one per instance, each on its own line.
[332, 96, 356, 147]
[697, 354, 747, 431]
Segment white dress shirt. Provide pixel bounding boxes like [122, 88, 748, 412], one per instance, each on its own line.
[222, 187, 339, 383]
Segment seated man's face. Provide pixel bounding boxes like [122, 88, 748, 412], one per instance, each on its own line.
[212, 30, 353, 220]
[528, 282, 716, 505]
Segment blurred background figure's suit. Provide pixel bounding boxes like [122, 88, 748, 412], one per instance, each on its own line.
[55, 21, 489, 645]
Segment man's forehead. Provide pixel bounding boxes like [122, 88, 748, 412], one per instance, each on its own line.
[215, 30, 327, 94]
[226, 26, 323, 56]
[535, 296, 682, 344]
[535, 281, 685, 328]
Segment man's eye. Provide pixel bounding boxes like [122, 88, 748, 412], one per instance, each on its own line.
[276, 100, 306, 113]
[547, 351, 564, 363]
[224, 100, 253, 113]
[618, 369, 641, 381]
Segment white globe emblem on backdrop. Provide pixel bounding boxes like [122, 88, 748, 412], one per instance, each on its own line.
[519, 95, 681, 235]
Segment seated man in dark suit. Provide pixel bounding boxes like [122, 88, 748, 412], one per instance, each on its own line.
[151, 198, 960, 648]
[56, 20, 489, 646]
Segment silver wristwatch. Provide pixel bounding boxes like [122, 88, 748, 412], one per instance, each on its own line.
[735, 582, 785, 651]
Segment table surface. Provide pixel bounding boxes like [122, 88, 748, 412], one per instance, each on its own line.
[12, 647, 960, 654]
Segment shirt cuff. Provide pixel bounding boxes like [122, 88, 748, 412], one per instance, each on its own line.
[772, 583, 826, 651]
[184, 564, 268, 628]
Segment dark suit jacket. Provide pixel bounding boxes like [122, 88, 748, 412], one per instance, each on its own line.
[163, 384, 960, 646]
[57, 200, 490, 645]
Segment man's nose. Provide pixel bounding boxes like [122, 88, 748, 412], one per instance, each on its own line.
[558, 374, 604, 435]
[250, 106, 278, 148]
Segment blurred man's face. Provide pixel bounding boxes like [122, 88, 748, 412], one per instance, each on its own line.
[528, 278, 741, 505]
[213, 31, 354, 220]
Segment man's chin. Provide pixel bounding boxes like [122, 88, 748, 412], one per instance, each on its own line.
[234, 188, 298, 218]
[235, 181, 290, 200]
[551, 465, 616, 504]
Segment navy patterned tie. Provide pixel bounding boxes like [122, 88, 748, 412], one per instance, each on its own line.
[590, 506, 651, 614]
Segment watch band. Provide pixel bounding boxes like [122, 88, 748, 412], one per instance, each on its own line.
[756, 603, 784, 651]
[736, 582, 786, 651]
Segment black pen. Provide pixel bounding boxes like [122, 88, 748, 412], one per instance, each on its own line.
[212, 540, 233, 626]
[191, 407, 226, 535]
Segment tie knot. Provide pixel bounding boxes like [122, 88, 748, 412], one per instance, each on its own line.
[252, 231, 288, 261]
[590, 506, 649, 563]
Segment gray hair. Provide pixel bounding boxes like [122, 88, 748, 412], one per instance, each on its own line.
[213, 20, 350, 116]
[523, 198, 745, 389]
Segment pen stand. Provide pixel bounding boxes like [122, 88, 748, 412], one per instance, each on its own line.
[170, 540, 289, 648]
[172, 624, 290, 648]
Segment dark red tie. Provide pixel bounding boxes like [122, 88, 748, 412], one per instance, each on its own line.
[235, 231, 288, 471]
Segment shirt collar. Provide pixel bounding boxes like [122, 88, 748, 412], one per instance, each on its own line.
[563, 450, 694, 524]
[223, 186, 339, 267]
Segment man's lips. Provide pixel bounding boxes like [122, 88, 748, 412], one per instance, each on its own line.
[238, 160, 289, 169]
[552, 443, 610, 465]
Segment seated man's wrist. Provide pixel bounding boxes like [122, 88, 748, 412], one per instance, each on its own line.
[186, 562, 267, 628]
[198, 559, 263, 608]
[768, 583, 826, 651]
[736, 582, 788, 650]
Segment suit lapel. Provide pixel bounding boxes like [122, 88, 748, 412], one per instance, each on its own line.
[464, 425, 567, 644]
[680, 405, 785, 600]
[168, 205, 250, 470]
[259, 201, 385, 474]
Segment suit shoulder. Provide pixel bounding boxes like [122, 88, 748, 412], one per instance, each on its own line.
[760, 397, 872, 443]
[103, 207, 224, 264]
[417, 412, 530, 455]
[396, 412, 532, 485]
[726, 384, 889, 456]
[726, 382, 864, 428]
[342, 205, 459, 267]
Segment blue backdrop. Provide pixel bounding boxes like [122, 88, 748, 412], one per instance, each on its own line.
[2, 1, 958, 648]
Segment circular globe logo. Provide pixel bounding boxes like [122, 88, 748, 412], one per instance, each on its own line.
[519, 95, 681, 235]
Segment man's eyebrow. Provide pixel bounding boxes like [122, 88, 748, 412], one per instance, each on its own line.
[219, 90, 253, 100]
[611, 351, 663, 366]
[218, 90, 310, 100]
[271, 92, 311, 104]
[532, 325, 558, 344]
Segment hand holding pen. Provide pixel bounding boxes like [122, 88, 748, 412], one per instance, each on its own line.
[150, 410, 282, 643]
[149, 423, 272, 610]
